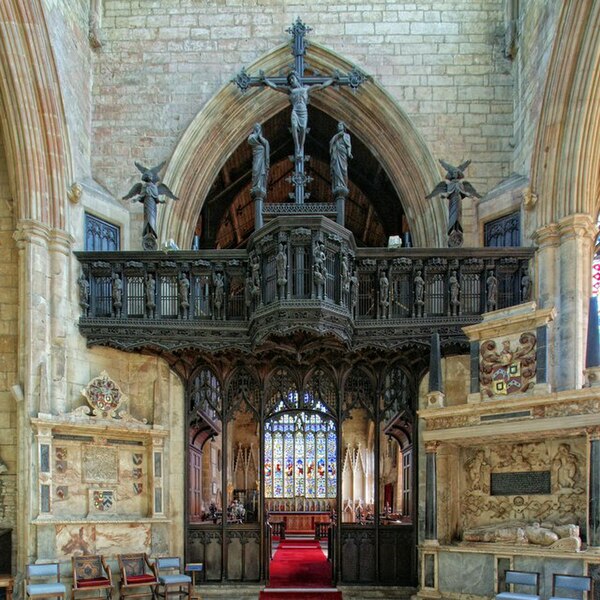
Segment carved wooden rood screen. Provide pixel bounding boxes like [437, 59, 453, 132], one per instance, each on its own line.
[75, 19, 533, 589]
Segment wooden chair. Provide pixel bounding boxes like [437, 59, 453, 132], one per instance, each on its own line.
[496, 570, 540, 600]
[72, 555, 113, 600]
[154, 558, 191, 600]
[117, 554, 158, 600]
[550, 574, 592, 600]
[25, 563, 66, 600]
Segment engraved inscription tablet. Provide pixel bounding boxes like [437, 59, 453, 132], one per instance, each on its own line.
[491, 471, 551, 496]
[83, 446, 119, 483]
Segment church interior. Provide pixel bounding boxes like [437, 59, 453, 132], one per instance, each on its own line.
[1, 1, 600, 599]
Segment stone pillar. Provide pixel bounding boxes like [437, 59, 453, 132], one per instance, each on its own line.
[13, 220, 72, 576]
[531, 222, 559, 312]
[13, 221, 52, 415]
[49, 229, 74, 414]
[532, 216, 596, 391]
[588, 427, 600, 548]
[424, 441, 439, 544]
[555, 215, 596, 390]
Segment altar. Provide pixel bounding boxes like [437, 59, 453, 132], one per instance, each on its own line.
[269, 511, 331, 533]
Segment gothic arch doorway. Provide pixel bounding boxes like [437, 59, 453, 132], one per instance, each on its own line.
[184, 352, 423, 587]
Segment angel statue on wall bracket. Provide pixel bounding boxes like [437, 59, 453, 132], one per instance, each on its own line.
[123, 161, 178, 250]
[426, 159, 481, 247]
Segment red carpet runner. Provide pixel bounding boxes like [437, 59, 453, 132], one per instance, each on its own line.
[260, 540, 342, 599]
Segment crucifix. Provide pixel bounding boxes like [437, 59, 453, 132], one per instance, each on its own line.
[233, 18, 367, 213]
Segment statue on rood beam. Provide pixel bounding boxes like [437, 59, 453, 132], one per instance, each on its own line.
[261, 69, 336, 160]
[329, 121, 352, 197]
[426, 159, 481, 247]
[248, 123, 270, 199]
[123, 161, 178, 250]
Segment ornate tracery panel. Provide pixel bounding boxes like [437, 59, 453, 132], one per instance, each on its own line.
[265, 392, 337, 500]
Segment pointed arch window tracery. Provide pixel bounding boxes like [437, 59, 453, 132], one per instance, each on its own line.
[265, 390, 337, 500]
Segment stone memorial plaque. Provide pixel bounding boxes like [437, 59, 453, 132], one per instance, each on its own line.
[490, 470, 551, 496]
[83, 446, 119, 483]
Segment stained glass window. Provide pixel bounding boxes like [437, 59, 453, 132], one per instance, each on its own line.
[264, 392, 336, 499]
[593, 218, 600, 297]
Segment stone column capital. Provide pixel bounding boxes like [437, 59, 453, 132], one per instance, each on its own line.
[48, 228, 75, 254]
[557, 213, 597, 241]
[13, 219, 52, 248]
[531, 222, 560, 247]
[425, 441, 440, 453]
[587, 426, 600, 441]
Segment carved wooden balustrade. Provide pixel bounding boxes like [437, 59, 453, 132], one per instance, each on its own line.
[75, 216, 534, 351]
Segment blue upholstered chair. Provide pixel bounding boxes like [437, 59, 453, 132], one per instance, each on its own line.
[154, 558, 191, 600]
[496, 570, 540, 600]
[25, 563, 66, 600]
[550, 574, 591, 600]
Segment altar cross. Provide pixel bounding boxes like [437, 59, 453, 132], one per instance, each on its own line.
[233, 18, 367, 207]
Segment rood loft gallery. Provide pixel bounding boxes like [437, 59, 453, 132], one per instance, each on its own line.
[1, 2, 600, 599]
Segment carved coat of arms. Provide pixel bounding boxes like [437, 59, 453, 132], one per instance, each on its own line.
[92, 490, 115, 512]
[480, 333, 536, 397]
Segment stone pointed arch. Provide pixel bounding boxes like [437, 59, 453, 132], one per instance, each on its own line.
[161, 43, 444, 248]
[0, 0, 73, 229]
[531, 0, 600, 226]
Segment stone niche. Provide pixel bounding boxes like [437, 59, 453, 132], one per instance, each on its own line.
[31, 372, 168, 559]
[463, 302, 555, 403]
[459, 438, 586, 550]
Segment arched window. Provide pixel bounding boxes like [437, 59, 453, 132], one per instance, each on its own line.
[264, 392, 337, 499]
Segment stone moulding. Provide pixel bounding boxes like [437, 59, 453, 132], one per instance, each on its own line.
[420, 387, 600, 441]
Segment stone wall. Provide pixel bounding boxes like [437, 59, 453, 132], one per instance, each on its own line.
[43, 0, 94, 179]
[91, 0, 515, 248]
[512, 0, 562, 178]
[0, 130, 18, 552]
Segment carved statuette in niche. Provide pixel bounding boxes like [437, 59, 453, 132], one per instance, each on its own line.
[465, 449, 490, 493]
[551, 443, 579, 491]
[480, 333, 537, 397]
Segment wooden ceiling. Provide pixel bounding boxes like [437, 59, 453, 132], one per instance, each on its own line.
[197, 106, 408, 249]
